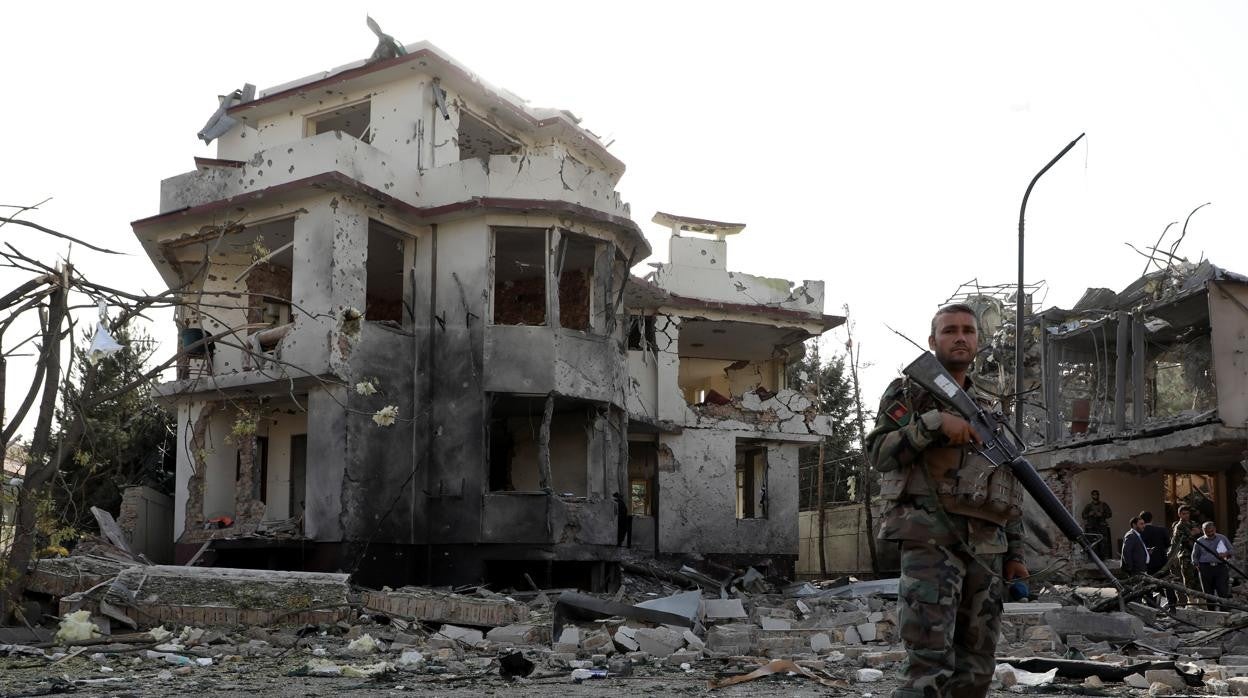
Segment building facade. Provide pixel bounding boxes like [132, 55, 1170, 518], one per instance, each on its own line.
[134, 40, 841, 587]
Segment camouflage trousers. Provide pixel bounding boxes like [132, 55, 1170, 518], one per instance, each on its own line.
[894, 540, 1003, 698]
[1176, 560, 1201, 606]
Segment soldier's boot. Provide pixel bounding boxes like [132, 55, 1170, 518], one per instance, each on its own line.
[948, 675, 991, 698]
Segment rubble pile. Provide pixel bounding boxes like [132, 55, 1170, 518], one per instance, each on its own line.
[10, 555, 1248, 694]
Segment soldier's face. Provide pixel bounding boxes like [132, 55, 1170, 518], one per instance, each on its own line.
[929, 312, 979, 371]
[1180, 510, 1190, 521]
[1134, 520, 1147, 533]
[1091, 492, 1100, 502]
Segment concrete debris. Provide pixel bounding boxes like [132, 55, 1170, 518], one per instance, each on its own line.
[15, 560, 1248, 695]
[362, 587, 527, 627]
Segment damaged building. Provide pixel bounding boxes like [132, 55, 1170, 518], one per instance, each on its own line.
[954, 263, 1248, 572]
[624, 213, 843, 575]
[132, 41, 842, 588]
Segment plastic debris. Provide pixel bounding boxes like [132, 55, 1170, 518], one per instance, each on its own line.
[342, 662, 393, 678]
[346, 633, 381, 654]
[571, 668, 608, 682]
[995, 663, 1057, 688]
[306, 658, 342, 677]
[397, 650, 425, 668]
[55, 610, 100, 644]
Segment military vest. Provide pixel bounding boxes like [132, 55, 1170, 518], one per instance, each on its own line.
[877, 378, 1024, 527]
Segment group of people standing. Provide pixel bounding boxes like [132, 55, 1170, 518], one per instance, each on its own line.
[1101, 495, 1236, 608]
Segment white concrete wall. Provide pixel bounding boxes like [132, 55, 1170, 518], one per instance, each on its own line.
[650, 235, 825, 315]
[1210, 281, 1248, 429]
[657, 432, 799, 555]
[201, 409, 241, 522]
[259, 410, 309, 520]
[1071, 468, 1165, 555]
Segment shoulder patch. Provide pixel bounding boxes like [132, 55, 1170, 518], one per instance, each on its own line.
[883, 400, 911, 426]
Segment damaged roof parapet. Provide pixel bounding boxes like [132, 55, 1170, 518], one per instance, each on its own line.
[641, 212, 837, 324]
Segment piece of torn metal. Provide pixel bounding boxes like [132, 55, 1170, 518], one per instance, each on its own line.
[708, 658, 845, 690]
[552, 592, 694, 639]
[634, 590, 702, 623]
[90, 507, 135, 557]
[197, 84, 256, 145]
[366, 15, 407, 63]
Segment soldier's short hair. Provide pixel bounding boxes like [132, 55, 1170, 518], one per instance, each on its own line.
[1178, 505, 1191, 514]
[930, 303, 978, 337]
[1203, 521, 1217, 530]
[1091, 489, 1100, 497]
[1139, 511, 1153, 523]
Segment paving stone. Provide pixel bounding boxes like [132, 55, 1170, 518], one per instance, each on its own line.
[681, 630, 705, 653]
[759, 617, 791, 631]
[1043, 608, 1144, 642]
[810, 633, 832, 653]
[855, 668, 884, 683]
[1229, 677, 1248, 696]
[1125, 673, 1151, 689]
[634, 627, 684, 658]
[613, 626, 640, 652]
[1172, 606, 1231, 628]
[704, 599, 748, 620]
[856, 623, 877, 642]
[706, 624, 756, 655]
[1143, 669, 1186, 690]
[486, 624, 539, 646]
[553, 627, 580, 653]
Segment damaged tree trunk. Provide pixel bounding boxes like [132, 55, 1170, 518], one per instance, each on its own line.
[847, 317, 879, 574]
[2, 279, 67, 617]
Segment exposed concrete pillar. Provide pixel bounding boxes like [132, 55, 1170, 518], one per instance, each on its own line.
[1114, 311, 1130, 432]
[1040, 315, 1059, 443]
[1132, 312, 1147, 427]
[538, 393, 554, 491]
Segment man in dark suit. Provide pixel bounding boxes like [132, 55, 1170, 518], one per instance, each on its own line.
[1123, 516, 1151, 582]
[1139, 511, 1174, 606]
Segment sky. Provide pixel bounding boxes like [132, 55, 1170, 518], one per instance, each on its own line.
[1, 1, 1246, 432]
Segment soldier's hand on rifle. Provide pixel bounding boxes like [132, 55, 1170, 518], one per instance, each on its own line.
[938, 413, 980, 445]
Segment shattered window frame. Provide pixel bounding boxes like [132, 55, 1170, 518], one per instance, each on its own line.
[364, 219, 413, 327]
[491, 227, 550, 327]
[735, 441, 769, 520]
[554, 231, 607, 335]
[305, 98, 373, 143]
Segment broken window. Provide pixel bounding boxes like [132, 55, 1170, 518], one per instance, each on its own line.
[735, 442, 768, 519]
[366, 220, 409, 325]
[628, 440, 657, 517]
[457, 110, 520, 160]
[1150, 336, 1216, 418]
[493, 228, 547, 326]
[556, 234, 600, 332]
[627, 315, 657, 352]
[238, 218, 294, 368]
[487, 394, 593, 495]
[307, 100, 372, 143]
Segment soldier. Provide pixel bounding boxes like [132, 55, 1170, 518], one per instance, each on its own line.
[1081, 490, 1113, 560]
[1169, 505, 1201, 606]
[866, 303, 1027, 698]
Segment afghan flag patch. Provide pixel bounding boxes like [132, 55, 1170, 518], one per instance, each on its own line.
[885, 401, 910, 426]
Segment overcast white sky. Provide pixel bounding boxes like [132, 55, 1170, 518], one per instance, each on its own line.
[1, 1, 1246, 429]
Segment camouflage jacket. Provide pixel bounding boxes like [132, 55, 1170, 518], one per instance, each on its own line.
[1169, 519, 1201, 561]
[865, 376, 1025, 562]
[1081, 500, 1112, 527]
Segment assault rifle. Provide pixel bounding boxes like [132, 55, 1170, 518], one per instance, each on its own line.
[903, 352, 1124, 595]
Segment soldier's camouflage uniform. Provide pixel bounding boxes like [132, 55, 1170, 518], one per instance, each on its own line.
[1081, 499, 1113, 560]
[866, 376, 1025, 698]
[1169, 518, 1202, 606]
